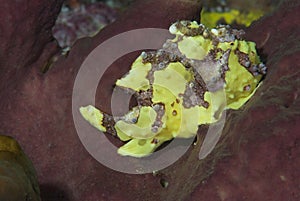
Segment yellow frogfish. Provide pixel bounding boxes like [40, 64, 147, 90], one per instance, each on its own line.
[80, 21, 266, 157]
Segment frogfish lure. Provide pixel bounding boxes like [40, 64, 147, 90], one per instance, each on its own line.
[80, 21, 267, 158]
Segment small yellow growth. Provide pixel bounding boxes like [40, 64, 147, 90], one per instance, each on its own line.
[201, 9, 264, 28]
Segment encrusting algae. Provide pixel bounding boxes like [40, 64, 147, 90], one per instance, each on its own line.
[200, 8, 265, 28]
[80, 20, 266, 158]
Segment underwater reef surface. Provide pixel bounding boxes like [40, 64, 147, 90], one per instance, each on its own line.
[0, 0, 299, 200]
[53, 1, 117, 48]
